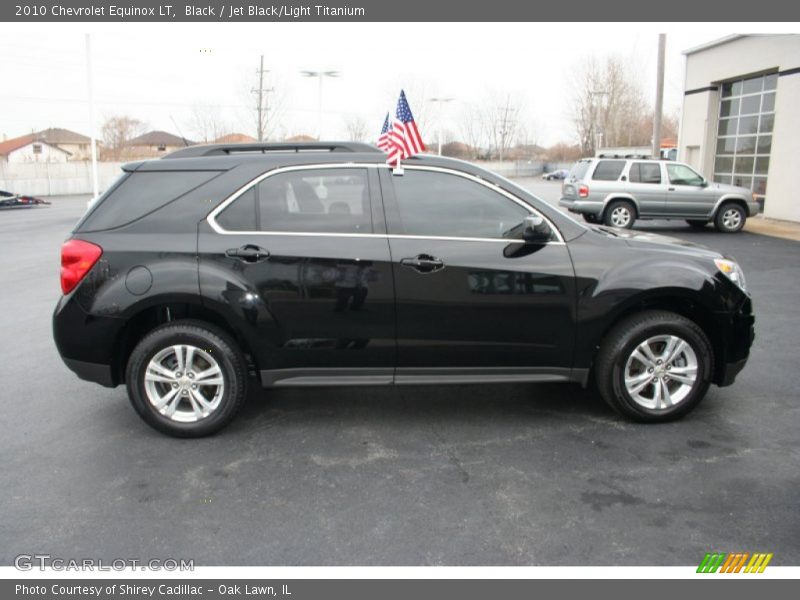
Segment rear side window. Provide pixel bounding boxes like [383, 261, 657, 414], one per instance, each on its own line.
[592, 160, 626, 181]
[78, 170, 220, 231]
[215, 168, 372, 234]
[568, 161, 591, 180]
[629, 162, 662, 184]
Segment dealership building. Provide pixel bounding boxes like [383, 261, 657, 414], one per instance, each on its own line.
[678, 34, 800, 222]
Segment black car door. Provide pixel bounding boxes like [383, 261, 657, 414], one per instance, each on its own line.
[380, 167, 576, 381]
[197, 165, 396, 386]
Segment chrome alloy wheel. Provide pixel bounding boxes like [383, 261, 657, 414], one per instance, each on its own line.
[610, 206, 632, 227]
[721, 207, 743, 231]
[623, 335, 698, 410]
[143, 344, 224, 423]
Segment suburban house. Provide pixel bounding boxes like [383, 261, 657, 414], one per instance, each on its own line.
[125, 130, 193, 158]
[35, 128, 94, 160]
[0, 127, 97, 163]
[214, 133, 257, 144]
[0, 134, 71, 163]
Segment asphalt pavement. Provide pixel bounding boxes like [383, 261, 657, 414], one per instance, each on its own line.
[1, 183, 798, 566]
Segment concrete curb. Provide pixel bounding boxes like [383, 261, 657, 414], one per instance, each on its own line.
[745, 216, 800, 242]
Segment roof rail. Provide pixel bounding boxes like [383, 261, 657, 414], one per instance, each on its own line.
[596, 153, 654, 159]
[162, 141, 381, 159]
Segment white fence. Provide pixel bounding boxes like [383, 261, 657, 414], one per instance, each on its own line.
[0, 161, 125, 197]
[0, 159, 576, 197]
[477, 161, 574, 178]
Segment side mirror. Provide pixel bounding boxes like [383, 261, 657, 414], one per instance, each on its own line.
[523, 214, 552, 243]
[700, 179, 709, 187]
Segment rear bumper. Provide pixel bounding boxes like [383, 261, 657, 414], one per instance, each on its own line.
[746, 200, 761, 217]
[559, 198, 604, 215]
[53, 295, 123, 387]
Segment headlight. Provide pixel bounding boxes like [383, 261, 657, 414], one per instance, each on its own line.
[714, 258, 747, 291]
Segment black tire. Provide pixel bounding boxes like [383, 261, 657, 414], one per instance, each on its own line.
[714, 202, 746, 233]
[125, 320, 248, 437]
[604, 200, 635, 229]
[686, 219, 709, 229]
[583, 213, 599, 224]
[594, 310, 714, 422]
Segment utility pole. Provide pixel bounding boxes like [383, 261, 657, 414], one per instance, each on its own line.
[652, 33, 666, 159]
[253, 56, 274, 142]
[497, 95, 516, 163]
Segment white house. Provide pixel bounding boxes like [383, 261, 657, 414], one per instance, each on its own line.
[0, 135, 71, 163]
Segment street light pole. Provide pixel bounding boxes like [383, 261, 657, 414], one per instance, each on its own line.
[300, 70, 340, 140]
[589, 90, 608, 155]
[429, 97, 454, 156]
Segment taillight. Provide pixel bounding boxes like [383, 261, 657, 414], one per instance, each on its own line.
[60, 239, 102, 294]
[578, 185, 589, 198]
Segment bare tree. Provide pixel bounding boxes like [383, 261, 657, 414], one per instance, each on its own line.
[571, 55, 649, 155]
[100, 115, 145, 161]
[343, 115, 369, 142]
[457, 102, 487, 159]
[189, 104, 229, 143]
[484, 93, 520, 161]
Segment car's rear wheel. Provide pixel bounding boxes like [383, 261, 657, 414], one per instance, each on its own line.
[126, 320, 248, 437]
[714, 203, 746, 233]
[686, 219, 709, 229]
[604, 200, 635, 229]
[595, 310, 713, 422]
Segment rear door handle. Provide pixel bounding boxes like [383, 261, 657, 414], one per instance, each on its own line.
[668, 187, 676, 191]
[400, 254, 444, 273]
[225, 244, 270, 262]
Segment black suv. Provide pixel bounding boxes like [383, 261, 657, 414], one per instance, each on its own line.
[53, 142, 754, 436]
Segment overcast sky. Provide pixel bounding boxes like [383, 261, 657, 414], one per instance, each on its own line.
[0, 23, 782, 146]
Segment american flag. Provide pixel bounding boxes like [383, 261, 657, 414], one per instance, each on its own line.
[387, 90, 425, 165]
[377, 112, 391, 152]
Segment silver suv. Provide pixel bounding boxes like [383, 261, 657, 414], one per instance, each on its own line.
[559, 158, 761, 233]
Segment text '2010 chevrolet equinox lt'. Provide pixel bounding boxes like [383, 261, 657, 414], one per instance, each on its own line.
[53, 142, 755, 436]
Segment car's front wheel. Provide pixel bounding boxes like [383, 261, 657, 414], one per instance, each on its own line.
[604, 200, 635, 229]
[715, 203, 746, 233]
[125, 320, 248, 437]
[595, 310, 713, 422]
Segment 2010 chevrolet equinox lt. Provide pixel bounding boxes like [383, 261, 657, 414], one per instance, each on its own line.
[53, 142, 755, 436]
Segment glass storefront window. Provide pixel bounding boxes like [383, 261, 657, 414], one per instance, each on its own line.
[714, 72, 776, 205]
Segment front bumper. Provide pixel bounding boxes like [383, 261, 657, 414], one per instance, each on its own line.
[714, 297, 755, 387]
[746, 200, 761, 217]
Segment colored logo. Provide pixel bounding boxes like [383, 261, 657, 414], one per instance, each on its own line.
[697, 552, 773, 573]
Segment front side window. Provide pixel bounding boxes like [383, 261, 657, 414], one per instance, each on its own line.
[215, 168, 372, 234]
[667, 164, 704, 186]
[592, 160, 625, 181]
[391, 170, 529, 240]
[629, 162, 662, 184]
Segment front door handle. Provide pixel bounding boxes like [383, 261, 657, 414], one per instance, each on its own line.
[668, 187, 676, 191]
[400, 254, 445, 273]
[225, 244, 270, 262]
